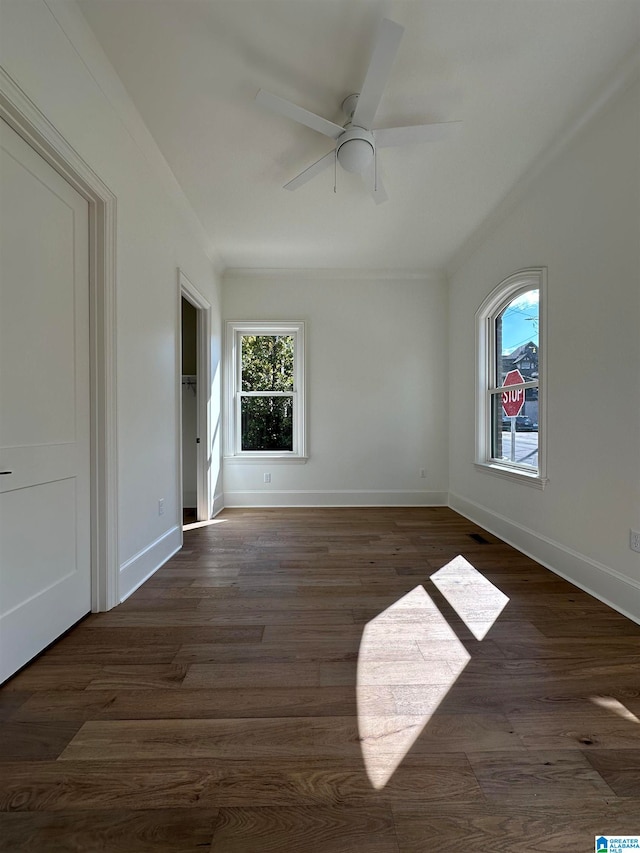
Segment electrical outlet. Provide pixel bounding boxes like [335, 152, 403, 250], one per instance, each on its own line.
[419, 468, 427, 478]
[631, 529, 640, 553]
[158, 498, 165, 516]
[264, 473, 271, 484]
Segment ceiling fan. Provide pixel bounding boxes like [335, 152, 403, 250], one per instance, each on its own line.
[256, 18, 460, 203]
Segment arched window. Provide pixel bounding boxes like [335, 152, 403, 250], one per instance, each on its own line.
[475, 268, 547, 487]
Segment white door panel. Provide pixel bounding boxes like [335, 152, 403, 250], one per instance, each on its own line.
[1, 479, 77, 610]
[0, 117, 91, 682]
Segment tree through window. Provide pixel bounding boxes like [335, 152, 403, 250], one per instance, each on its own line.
[241, 334, 294, 451]
[225, 321, 306, 459]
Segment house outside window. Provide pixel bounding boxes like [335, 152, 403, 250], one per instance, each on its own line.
[225, 321, 306, 461]
[475, 268, 547, 487]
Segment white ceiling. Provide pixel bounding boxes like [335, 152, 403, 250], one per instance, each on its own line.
[78, 0, 640, 272]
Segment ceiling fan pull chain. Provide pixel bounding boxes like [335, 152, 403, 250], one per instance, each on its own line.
[334, 149, 337, 194]
[374, 146, 378, 192]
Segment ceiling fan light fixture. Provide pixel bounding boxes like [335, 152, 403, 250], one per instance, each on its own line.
[335, 126, 376, 174]
[336, 138, 374, 173]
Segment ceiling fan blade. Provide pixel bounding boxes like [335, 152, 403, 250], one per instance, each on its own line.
[284, 150, 335, 191]
[375, 121, 462, 148]
[363, 161, 388, 205]
[256, 90, 344, 140]
[352, 18, 404, 130]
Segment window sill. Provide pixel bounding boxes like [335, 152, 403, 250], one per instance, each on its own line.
[474, 462, 548, 490]
[224, 455, 308, 464]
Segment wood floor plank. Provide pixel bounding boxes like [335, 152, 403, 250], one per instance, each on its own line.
[0, 691, 31, 721]
[58, 712, 522, 762]
[0, 761, 220, 812]
[2, 665, 103, 692]
[466, 749, 616, 801]
[209, 805, 399, 853]
[83, 664, 189, 691]
[261, 624, 365, 643]
[319, 658, 461, 687]
[494, 636, 640, 660]
[39, 643, 182, 665]
[0, 808, 219, 852]
[183, 662, 327, 689]
[584, 749, 640, 797]
[536, 616, 640, 637]
[169, 583, 365, 597]
[172, 640, 416, 664]
[85, 609, 354, 627]
[191, 594, 422, 611]
[45, 625, 265, 645]
[57, 717, 372, 761]
[0, 721, 82, 761]
[0, 754, 482, 812]
[392, 802, 640, 853]
[5, 664, 189, 693]
[114, 598, 201, 612]
[506, 706, 640, 750]
[18, 685, 398, 720]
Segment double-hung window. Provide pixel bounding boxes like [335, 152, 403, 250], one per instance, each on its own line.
[475, 268, 547, 487]
[225, 321, 306, 460]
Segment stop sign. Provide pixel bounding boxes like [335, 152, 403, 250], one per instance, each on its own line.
[501, 369, 525, 417]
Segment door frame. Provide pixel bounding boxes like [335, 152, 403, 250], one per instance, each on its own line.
[0, 67, 119, 612]
[177, 269, 211, 534]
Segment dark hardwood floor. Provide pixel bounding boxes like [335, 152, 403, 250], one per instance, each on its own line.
[1, 507, 639, 851]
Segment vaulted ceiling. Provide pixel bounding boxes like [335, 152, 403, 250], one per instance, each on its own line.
[78, 0, 640, 271]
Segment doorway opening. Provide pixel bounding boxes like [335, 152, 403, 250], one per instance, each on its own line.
[181, 297, 198, 525]
[178, 269, 211, 533]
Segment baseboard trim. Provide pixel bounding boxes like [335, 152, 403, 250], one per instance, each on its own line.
[118, 525, 182, 603]
[223, 490, 448, 508]
[448, 492, 640, 625]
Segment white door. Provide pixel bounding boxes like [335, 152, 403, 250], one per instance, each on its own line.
[0, 118, 91, 682]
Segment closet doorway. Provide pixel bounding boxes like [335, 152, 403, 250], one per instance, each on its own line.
[181, 297, 198, 524]
[178, 270, 211, 529]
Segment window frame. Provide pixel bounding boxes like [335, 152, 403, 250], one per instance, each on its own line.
[224, 321, 306, 462]
[475, 268, 548, 488]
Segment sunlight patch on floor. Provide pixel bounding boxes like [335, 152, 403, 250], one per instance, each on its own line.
[430, 555, 510, 639]
[591, 696, 640, 724]
[183, 518, 228, 531]
[357, 558, 510, 789]
[357, 584, 470, 789]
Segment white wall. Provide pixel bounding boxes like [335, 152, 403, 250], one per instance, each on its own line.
[222, 271, 449, 506]
[448, 75, 640, 620]
[0, 0, 222, 601]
